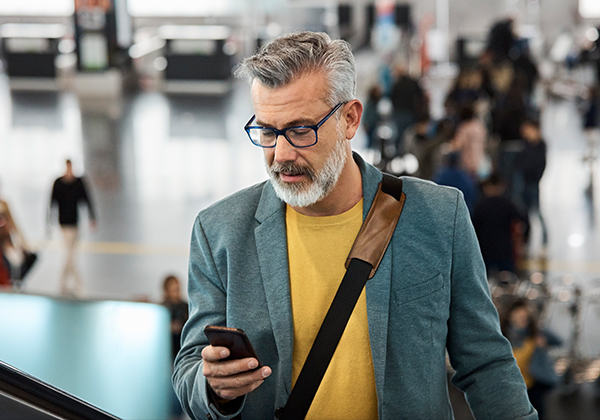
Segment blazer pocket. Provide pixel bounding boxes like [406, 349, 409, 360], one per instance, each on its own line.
[394, 273, 444, 306]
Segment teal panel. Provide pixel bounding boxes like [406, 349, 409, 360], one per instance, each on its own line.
[0, 293, 172, 420]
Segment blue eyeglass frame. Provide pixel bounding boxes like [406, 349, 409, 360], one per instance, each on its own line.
[244, 102, 346, 148]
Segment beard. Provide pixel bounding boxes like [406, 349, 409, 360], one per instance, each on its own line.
[265, 131, 348, 208]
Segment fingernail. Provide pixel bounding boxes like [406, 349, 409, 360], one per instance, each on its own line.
[220, 349, 228, 358]
[248, 359, 258, 369]
[262, 367, 271, 378]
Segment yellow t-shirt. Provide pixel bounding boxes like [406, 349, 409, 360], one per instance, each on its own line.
[286, 200, 378, 420]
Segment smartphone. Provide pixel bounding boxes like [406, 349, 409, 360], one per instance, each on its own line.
[204, 325, 261, 367]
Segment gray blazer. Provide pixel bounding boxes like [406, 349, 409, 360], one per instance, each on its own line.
[173, 153, 537, 420]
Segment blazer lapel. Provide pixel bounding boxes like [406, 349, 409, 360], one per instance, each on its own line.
[356, 152, 391, 404]
[365, 249, 392, 403]
[254, 182, 294, 393]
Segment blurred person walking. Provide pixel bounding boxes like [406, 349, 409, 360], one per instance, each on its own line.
[0, 181, 36, 285]
[514, 118, 548, 254]
[472, 173, 529, 275]
[433, 151, 478, 214]
[511, 43, 539, 105]
[0, 222, 11, 287]
[361, 84, 383, 150]
[161, 274, 189, 420]
[492, 74, 529, 194]
[390, 63, 427, 154]
[501, 299, 562, 420]
[445, 67, 489, 115]
[403, 116, 436, 179]
[453, 106, 489, 180]
[486, 18, 516, 64]
[48, 159, 96, 297]
[421, 116, 458, 180]
[161, 274, 189, 360]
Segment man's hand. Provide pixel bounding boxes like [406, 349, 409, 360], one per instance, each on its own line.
[202, 345, 272, 401]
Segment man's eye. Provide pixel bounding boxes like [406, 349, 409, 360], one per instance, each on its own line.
[289, 128, 312, 137]
[260, 129, 276, 137]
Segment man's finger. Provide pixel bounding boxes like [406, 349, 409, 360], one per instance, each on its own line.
[208, 367, 272, 400]
[204, 357, 261, 378]
[202, 345, 230, 362]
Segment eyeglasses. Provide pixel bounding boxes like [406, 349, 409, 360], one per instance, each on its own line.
[244, 102, 345, 148]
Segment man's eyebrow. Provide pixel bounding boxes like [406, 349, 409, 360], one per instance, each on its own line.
[254, 117, 316, 128]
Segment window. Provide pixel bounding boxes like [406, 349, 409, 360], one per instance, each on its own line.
[127, 0, 244, 17]
[580, 0, 600, 18]
[0, 1, 73, 16]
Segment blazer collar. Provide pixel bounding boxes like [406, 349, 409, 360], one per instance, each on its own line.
[354, 151, 383, 219]
[253, 180, 293, 392]
[354, 153, 391, 406]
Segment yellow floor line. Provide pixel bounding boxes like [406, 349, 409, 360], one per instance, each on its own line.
[26, 241, 600, 273]
[518, 259, 600, 274]
[29, 240, 189, 256]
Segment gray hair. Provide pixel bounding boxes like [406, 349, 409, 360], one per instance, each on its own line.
[235, 31, 356, 107]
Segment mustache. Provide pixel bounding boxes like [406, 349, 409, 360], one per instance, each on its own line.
[269, 162, 315, 180]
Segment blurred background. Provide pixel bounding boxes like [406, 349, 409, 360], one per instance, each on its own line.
[0, 0, 600, 419]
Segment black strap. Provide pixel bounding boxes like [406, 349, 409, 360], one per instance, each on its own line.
[277, 174, 404, 420]
[381, 173, 403, 200]
[277, 259, 372, 420]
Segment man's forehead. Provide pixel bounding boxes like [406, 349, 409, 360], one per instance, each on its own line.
[251, 79, 330, 126]
[251, 72, 328, 99]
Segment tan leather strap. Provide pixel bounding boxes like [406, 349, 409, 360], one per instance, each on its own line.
[345, 177, 406, 279]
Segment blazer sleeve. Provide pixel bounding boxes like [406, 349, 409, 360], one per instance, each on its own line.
[445, 193, 538, 420]
[172, 216, 246, 420]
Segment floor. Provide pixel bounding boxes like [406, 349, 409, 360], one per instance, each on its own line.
[0, 51, 599, 418]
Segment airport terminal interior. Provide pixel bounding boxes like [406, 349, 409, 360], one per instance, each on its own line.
[1, 0, 600, 419]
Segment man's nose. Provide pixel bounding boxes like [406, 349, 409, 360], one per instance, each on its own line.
[273, 134, 298, 163]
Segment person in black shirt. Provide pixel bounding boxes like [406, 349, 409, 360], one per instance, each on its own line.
[161, 274, 189, 360]
[486, 18, 516, 63]
[514, 118, 548, 252]
[390, 64, 427, 154]
[49, 159, 96, 296]
[473, 173, 528, 275]
[161, 275, 189, 420]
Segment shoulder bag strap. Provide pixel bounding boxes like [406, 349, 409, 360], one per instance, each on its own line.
[276, 174, 406, 420]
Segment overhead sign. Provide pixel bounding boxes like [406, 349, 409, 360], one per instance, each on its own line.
[74, 0, 112, 13]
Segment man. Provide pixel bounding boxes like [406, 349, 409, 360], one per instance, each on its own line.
[162, 274, 190, 360]
[173, 31, 537, 420]
[49, 159, 96, 296]
[473, 173, 529, 275]
[390, 63, 426, 154]
[514, 118, 548, 253]
[433, 151, 478, 215]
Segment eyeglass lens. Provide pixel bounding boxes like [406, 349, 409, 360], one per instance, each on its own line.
[247, 127, 316, 147]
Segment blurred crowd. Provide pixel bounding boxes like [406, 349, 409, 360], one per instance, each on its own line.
[364, 17, 551, 280]
[361, 18, 595, 418]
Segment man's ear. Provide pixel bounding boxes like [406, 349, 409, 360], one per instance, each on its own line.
[343, 100, 363, 140]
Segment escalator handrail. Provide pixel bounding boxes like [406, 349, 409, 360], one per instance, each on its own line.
[0, 359, 121, 420]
